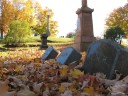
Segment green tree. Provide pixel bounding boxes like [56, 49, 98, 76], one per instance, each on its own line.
[4, 20, 31, 46]
[66, 32, 76, 38]
[104, 26, 125, 44]
[105, 3, 128, 37]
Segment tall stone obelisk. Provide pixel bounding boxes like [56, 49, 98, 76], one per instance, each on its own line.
[74, 0, 95, 52]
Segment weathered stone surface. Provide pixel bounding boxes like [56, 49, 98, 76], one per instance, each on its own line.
[56, 47, 82, 65]
[40, 34, 48, 49]
[83, 39, 128, 79]
[42, 46, 58, 60]
[73, 0, 95, 52]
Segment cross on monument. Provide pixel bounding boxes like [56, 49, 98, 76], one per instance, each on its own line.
[82, 0, 87, 7]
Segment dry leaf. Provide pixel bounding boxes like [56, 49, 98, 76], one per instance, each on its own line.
[60, 67, 68, 77]
[84, 86, 94, 96]
[71, 69, 84, 78]
[59, 85, 66, 93]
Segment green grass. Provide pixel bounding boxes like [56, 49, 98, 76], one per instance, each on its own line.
[25, 36, 74, 43]
[23, 36, 74, 48]
[0, 36, 74, 51]
[48, 37, 74, 43]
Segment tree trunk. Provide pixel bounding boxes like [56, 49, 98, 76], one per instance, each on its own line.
[0, 28, 3, 39]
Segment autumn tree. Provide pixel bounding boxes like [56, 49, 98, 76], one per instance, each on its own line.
[105, 3, 128, 37]
[1, 0, 26, 37]
[33, 4, 58, 36]
[20, 0, 36, 26]
[1, 0, 15, 38]
[1, 0, 58, 39]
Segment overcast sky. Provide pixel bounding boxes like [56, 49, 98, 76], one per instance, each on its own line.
[36, 0, 127, 37]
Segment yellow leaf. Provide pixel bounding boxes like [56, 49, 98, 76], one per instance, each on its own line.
[60, 67, 68, 76]
[70, 86, 77, 93]
[59, 85, 66, 93]
[15, 65, 24, 72]
[71, 69, 84, 78]
[84, 87, 94, 96]
[15, 65, 21, 72]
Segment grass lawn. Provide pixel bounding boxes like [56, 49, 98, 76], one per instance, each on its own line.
[48, 37, 74, 43]
[26, 36, 74, 43]
[0, 36, 74, 52]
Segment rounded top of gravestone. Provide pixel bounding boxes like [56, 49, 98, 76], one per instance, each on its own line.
[87, 39, 123, 58]
[84, 39, 128, 79]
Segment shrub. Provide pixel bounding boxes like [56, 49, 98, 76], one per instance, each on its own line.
[4, 20, 31, 46]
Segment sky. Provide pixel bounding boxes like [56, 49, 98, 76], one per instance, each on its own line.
[37, 0, 127, 37]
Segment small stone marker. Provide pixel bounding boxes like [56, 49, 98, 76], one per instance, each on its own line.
[56, 47, 82, 65]
[42, 46, 59, 60]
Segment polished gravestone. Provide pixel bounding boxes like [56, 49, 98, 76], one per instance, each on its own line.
[42, 46, 59, 60]
[56, 47, 82, 65]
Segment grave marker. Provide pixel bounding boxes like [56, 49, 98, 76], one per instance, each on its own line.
[56, 47, 82, 65]
[83, 40, 128, 79]
[74, 0, 95, 52]
[42, 46, 58, 60]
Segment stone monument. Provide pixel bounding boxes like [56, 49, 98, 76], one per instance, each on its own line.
[74, 0, 95, 52]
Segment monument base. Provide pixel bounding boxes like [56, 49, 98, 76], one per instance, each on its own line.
[40, 34, 48, 50]
[73, 35, 96, 52]
[40, 45, 48, 50]
[73, 42, 93, 52]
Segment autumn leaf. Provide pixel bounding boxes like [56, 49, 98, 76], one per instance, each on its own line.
[60, 67, 68, 77]
[84, 86, 94, 96]
[70, 86, 77, 93]
[71, 69, 84, 78]
[15, 65, 25, 72]
[59, 85, 66, 93]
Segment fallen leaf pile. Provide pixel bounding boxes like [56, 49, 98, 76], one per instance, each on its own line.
[0, 49, 128, 96]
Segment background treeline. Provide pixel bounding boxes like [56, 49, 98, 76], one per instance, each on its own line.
[104, 3, 128, 44]
[0, 0, 58, 45]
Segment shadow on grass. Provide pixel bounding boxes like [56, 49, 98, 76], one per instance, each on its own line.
[0, 47, 7, 52]
[0, 42, 73, 52]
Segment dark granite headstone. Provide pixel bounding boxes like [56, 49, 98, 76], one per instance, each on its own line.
[83, 39, 128, 79]
[56, 47, 82, 65]
[42, 46, 59, 60]
[40, 34, 48, 49]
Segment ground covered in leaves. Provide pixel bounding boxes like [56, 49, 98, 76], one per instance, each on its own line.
[0, 49, 128, 96]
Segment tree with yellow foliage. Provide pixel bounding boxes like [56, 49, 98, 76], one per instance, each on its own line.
[105, 3, 128, 37]
[0, 0, 58, 39]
